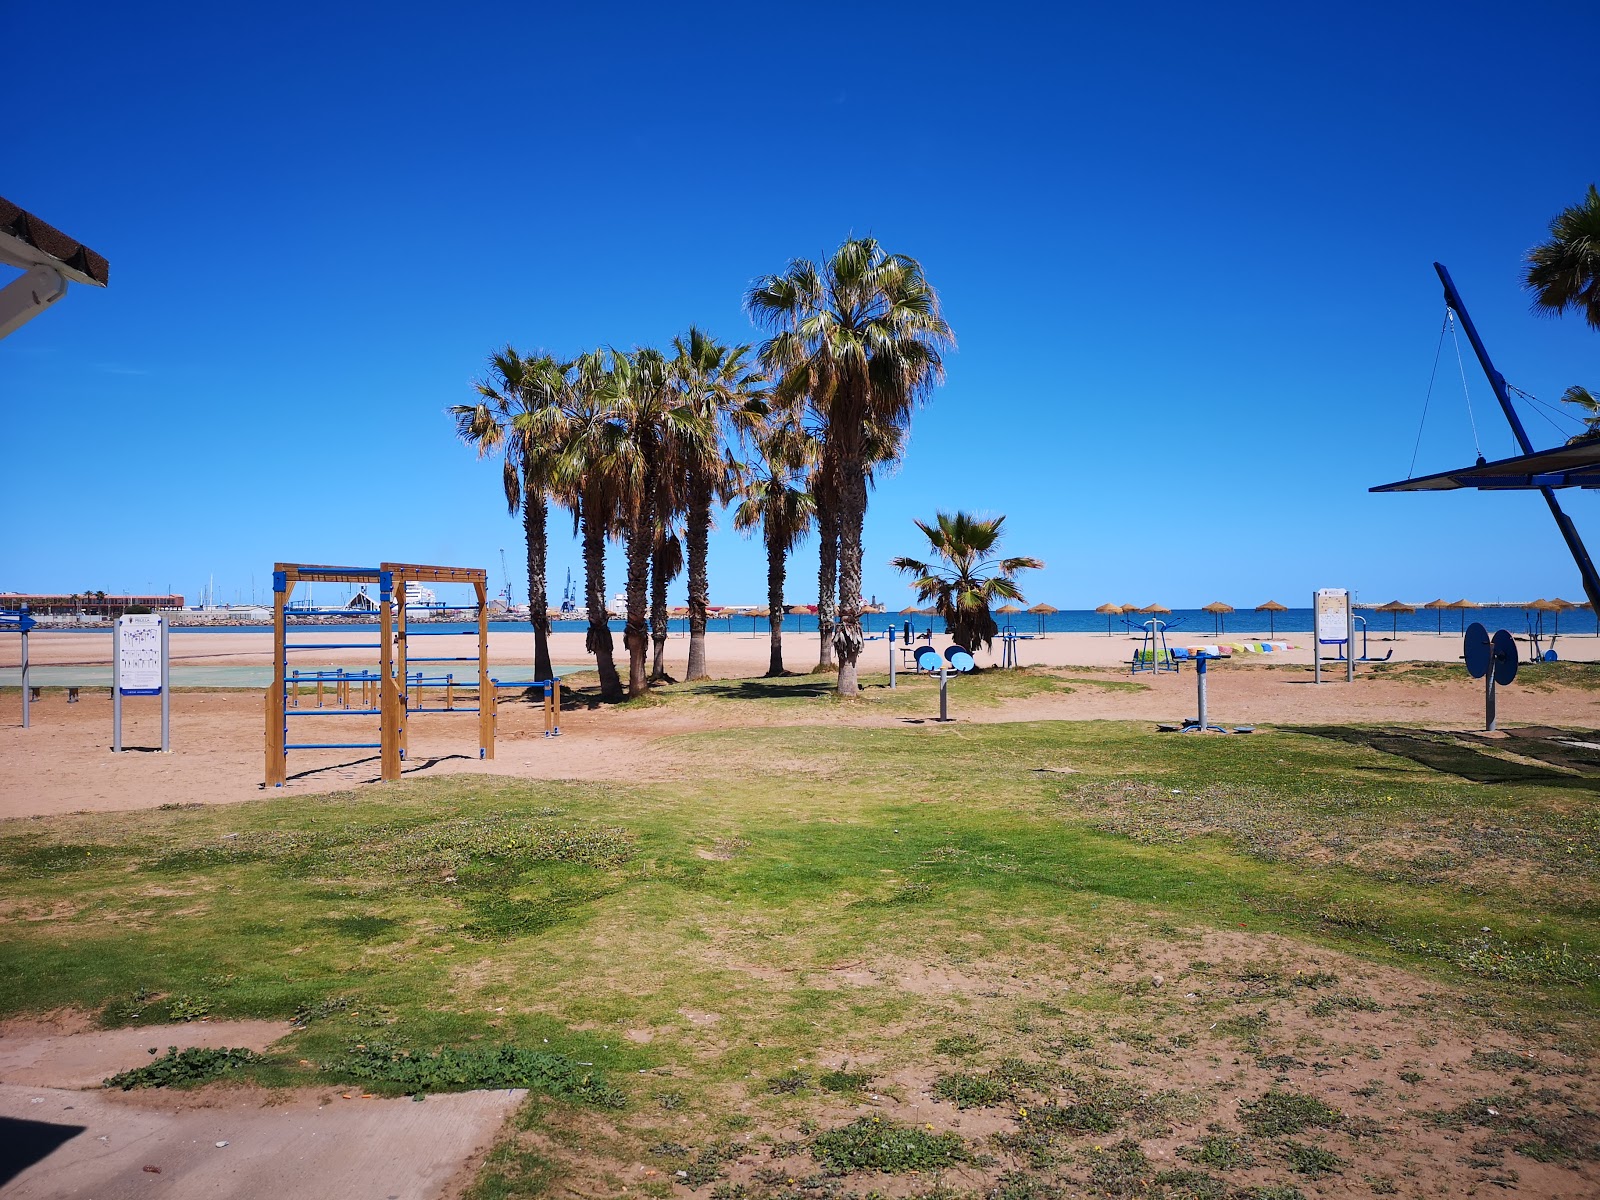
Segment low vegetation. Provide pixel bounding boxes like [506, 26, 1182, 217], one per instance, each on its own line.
[4, 686, 1600, 1197]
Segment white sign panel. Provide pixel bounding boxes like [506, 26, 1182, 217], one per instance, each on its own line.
[1315, 589, 1349, 644]
[117, 614, 164, 695]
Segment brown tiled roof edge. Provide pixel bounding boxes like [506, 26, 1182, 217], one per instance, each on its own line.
[0, 196, 109, 286]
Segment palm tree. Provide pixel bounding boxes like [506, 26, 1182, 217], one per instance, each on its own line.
[891, 512, 1042, 654]
[1526, 184, 1600, 330]
[1562, 385, 1600, 443]
[809, 418, 904, 673]
[451, 347, 566, 682]
[672, 328, 765, 681]
[747, 237, 953, 696]
[552, 349, 627, 703]
[611, 348, 715, 698]
[650, 525, 683, 681]
[734, 420, 815, 677]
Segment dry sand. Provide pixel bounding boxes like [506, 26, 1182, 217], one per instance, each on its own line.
[6, 625, 1592, 674]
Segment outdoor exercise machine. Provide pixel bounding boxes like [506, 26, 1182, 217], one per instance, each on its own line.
[113, 613, 170, 752]
[1334, 616, 1394, 664]
[1130, 619, 1179, 674]
[265, 561, 499, 787]
[1464, 621, 1518, 732]
[489, 675, 563, 737]
[0, 604, 35, 728]
[914, 643, 975, 722]
[1312, 589, 1356, 684]
[1159, 651, 1254, 735]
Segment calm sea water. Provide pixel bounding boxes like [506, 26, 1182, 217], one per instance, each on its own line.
[46, 607, 1595, 638]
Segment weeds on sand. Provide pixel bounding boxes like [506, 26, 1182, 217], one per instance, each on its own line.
[323, 1042, 625, 1103]
[105, 1046, 265, 1090]
[1239, 1091, 1341, 1138]
[810, 1116, 968, 1174]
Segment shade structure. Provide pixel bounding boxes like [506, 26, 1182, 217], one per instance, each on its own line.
[1095, 602, 1121, 635]
[1201, 601, 1234, 637]
[1422, 598, 1450, 635]
[900, 604, 921, 614]
[1373, 599, 1416, 640]
[1255, 600, 1287, 638]
[996, 604, 1022, 613]
[1139, 603, 1171, 614]
[1446, 598, 1478, 633]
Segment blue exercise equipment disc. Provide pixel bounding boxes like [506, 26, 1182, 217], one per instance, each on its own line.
[950, 651, 975, 672]
[1492, 628, 1519, 686]
[1463, 622, 1491, 679]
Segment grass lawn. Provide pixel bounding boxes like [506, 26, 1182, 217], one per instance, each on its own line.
[4, 675, 1600, 1198]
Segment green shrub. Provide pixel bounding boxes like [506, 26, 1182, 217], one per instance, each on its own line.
[105, 1046, 264, 1090]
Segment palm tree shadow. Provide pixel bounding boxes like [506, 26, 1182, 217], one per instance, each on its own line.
[691, 677, 837, 702]
[1294, 725, 1600, 792]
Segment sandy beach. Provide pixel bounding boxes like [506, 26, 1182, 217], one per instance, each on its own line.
[4, 625, 1597, 820]
[6, 625, 1589, 675]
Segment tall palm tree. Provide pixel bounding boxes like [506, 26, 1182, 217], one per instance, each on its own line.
[650, 524, 684, 681]
[611, 348, 715, 698]
[451, 347, 566, 682]
[553, 349, 627, 703]
[734, 420, 815, 677]
[747, 237, 953, 696]
[672, 327, 765, 681]
[891, 512, 1042, 653]
[1526, 184, 1600, 330]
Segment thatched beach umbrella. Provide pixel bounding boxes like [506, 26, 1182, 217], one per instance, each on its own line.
[1422, 598, 1450, 635]
[1201, 601, 1234, 637]
[996, 603, 1022, 632]
[1374, 599, 1416, 640]
[1549, 597, 1582, 637]
[1255, 600, 1287, 638]
[1095, 602, 1121, 636]
[1029, 601, 1058, 637]
[1139, 603, 1171, 615]
[1446, 598, 1478, 633]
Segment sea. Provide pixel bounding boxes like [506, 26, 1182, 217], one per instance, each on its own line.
[39, 606, 1594, 638]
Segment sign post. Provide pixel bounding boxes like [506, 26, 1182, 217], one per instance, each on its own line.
[112, 613, 170, 752]
[1312, 589, 1355, 684]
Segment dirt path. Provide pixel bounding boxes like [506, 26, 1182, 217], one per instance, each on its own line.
[0, 1016, 520, 1199]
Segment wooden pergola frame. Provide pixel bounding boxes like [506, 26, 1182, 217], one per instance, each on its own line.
[264, 561, 492, 786]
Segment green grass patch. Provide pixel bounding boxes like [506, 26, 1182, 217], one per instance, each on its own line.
[810, 1116, 967, 1173]
[105, 1045, 265, 1090]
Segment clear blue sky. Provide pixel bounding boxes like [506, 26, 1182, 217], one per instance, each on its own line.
[4, 1, 1597, 609]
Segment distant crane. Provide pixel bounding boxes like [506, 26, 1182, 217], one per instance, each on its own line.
[561, 568, 576, 613]
[498, 548, 516, 609]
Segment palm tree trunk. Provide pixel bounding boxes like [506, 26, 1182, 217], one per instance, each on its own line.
[581, 494, 623, 702]
[650, 530, 671, 683]
[813, 493, 838, 673]
[684, 477, 712, 681]
[624, 507, 652, 698]
[522, 483, 553, 682]
[834, 466, 867, 696]
[766, 527, 786, 677]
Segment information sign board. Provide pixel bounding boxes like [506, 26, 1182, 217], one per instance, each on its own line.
[117, 614, 164, 695]
[1315, 589, 1349, 644]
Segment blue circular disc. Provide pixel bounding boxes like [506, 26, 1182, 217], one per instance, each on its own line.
[1492, 629, 1519, 686]
[1463, 622, 1491, 679]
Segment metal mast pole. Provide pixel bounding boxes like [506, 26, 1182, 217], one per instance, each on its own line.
[1434, 263, 1600, 612]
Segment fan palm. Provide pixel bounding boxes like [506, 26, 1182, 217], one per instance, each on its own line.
[733, 419, 815, 677]
[1526, 184, 1600, 330]
[671, 327, 765, 681]
[1561, 385, 1600, 443]
[551, 349, 628, 703]
[650, 524, 684, 682]
[809, 418, 904, 673]
[610, 347, 715, 698]
[450, 347, 566, 682]
[747, 237, 953, 696]
[891, 512, 1043, 654]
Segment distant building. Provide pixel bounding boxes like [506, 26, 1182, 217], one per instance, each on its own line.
[0, 592, 183, 616]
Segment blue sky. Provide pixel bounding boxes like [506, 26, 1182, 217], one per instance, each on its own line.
[4, 1, 1597, 610]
